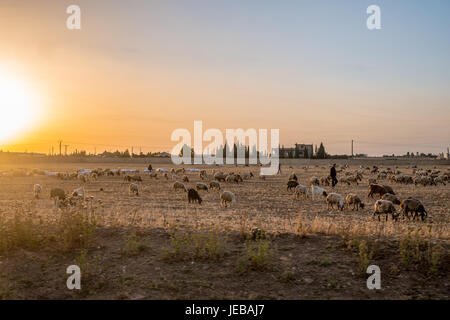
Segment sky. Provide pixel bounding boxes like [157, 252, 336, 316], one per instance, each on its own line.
[0, 0, 449, 156]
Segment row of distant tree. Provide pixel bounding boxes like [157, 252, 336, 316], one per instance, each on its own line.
[0, 145, 440, 159]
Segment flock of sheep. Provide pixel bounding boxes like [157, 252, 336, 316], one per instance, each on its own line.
[285, 164, 449, 222]
[18, 163, 449, 221]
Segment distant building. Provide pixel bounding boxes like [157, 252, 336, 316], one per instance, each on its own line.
[280, 143, 313, 158]
[437, 148, 450, 160]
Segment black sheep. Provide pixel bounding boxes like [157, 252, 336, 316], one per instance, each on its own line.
[187, 188, 202, 204]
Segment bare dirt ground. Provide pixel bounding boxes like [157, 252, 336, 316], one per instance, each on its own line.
[0, 158, 449, 299]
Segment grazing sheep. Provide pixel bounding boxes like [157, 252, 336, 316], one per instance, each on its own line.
[381, 193, 401, 205]
[309, 177, 320, 186]
[214, 172, 227, 182]
[326, 193, 345, 211]
[293, 184, 309, 200]
[381, 185, 395, 195]
[377, 172, 387, 180]
[288, 172, 298, 181]
[50, 188, 66, 201]
[175, 168, 185, 174]
[320, 176, 330, 186]
[400, 198, 428, 221]
[243, 172, 254, 179]
[345, 193, 365, 211]
[209, 181, 221, 190]
[163, 172, 169, 180]
[339, 177, 351, 185]
[287, 180, 299, 192]
[91, 173, 98, 181]
[414, 176, 435, 186]
[149, 172, 158, 179]
[173, 181, 187, 192]
[196, 182, 209, 192]
[72, 187, 85, 198]
[129, 183, 139, 196]
[226, 174, 242, 184]
[346, 175, 361, 185]
[311, 185, 328, 201]
[33, 184, 42, 199]
[187, 188, 202, 204]
[434, 175, 447, 186]
[373, 199, 398, 221]
[182, 175, 189, 183]
[220, 191, 236, 207]
[368, 184, 388, 198]
[125, 175, 142, 182]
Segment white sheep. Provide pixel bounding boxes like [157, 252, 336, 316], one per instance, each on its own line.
[373, 199, 397, 221]
[311, 185, 328, 201]
[293, 184, 309, 200]
[326, 193, 345, 210]
[220, 191, 236, 207]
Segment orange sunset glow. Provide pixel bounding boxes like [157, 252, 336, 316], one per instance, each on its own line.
[0, 1, 449, 156]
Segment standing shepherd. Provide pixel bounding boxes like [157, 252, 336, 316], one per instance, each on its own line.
[330, 163, 338, 188]
[278, 162, 282, 175]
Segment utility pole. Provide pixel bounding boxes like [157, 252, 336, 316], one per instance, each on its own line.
[64, 145, 68, 156]
[58, 140, 62, 156]
[351, 140, 354, 158]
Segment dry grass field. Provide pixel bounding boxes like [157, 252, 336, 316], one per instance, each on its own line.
[0, 159, 449, 299]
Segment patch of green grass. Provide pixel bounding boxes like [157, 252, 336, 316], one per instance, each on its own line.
[236, 238, 273, 274]
[163, 229, 228, 262]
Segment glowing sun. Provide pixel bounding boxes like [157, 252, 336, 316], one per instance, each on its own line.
[0, 73, 39, 144]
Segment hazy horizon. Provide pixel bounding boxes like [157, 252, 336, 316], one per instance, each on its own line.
[0, 0, 449, 157]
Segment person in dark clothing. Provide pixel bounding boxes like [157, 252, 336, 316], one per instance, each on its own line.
[147, 164, 153, 171]
[278, 162, 282, 175]
[330, 163, 338, 187]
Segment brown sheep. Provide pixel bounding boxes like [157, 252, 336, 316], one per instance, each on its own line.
[309, 177, 320, 186]
[50, 188, 66, 200]
[209, 181, 221, 190]
[196, 183, 209, 192]
[368, 184, 388, 198]
[214, 172, 227, 182]
[381, 185, 395, 195]
[345, 194, 365, 211]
